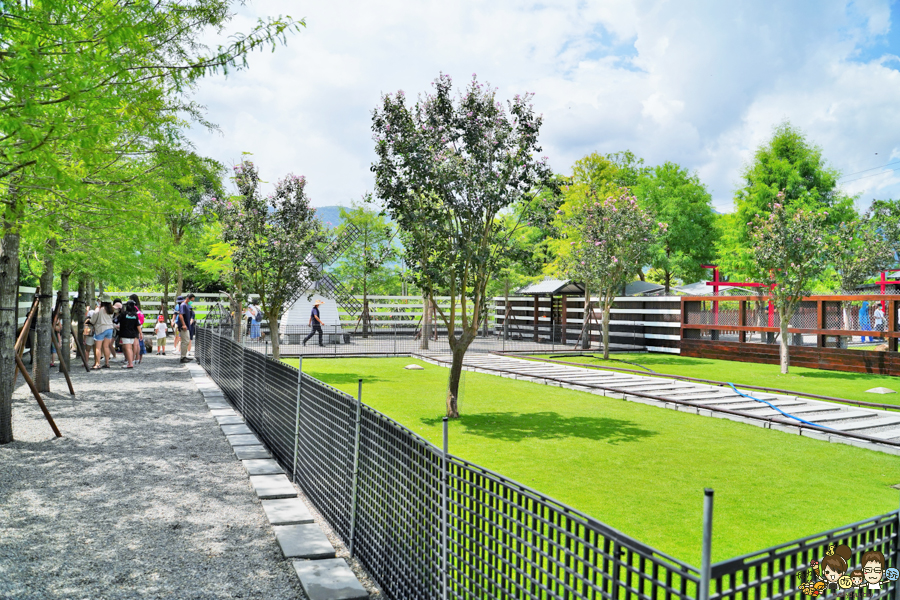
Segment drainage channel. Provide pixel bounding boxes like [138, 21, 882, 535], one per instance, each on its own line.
[413, 353, 900, 456]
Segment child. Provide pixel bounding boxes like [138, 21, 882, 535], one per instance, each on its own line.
[154, 315, 168, 355]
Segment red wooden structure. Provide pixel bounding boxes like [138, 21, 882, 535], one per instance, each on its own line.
[702, 265, 774, 328]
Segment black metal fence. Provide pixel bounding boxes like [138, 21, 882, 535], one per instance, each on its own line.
[196, 327, 900, 600]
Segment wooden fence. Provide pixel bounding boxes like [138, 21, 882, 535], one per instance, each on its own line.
[493, 295, 682, 353]
[681, 294, 900, 375]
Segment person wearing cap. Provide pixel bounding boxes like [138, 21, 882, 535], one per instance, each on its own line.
[303, 299, 326, 347]
[178, 293, 195, 362]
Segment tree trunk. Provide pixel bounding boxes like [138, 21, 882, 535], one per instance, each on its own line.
[0, 230, 20, 444]
[268, 306, 281, 360]
[582, 287, 591, 349]
[75, 277, 87, 360]
[664, 271, 671, 295]
[602, 301, 612, 360]
[779, 312, 791, 374]
[176, 265, 183, 300]
[231, 281, 242, 341]
[420, 294, 430, 350]
[59, 271, 71, 372]
[362, 291, 369, 338]
[162, 272, 170, 321]
[445, 330, 475, 418]
[34, 252, 54, 393]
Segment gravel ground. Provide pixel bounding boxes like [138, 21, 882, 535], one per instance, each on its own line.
[0, 352, 306, 600]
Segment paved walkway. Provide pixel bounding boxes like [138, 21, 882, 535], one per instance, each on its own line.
[416, 353, 900, 456]
[0, 352, 353, 599]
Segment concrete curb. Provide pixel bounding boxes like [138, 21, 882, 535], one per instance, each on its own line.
[184, 363, 373, 599]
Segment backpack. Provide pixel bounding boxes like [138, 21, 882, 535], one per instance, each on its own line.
[253, 307, 263, 322]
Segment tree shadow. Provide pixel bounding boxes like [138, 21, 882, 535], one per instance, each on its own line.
[303, 371, 385, 385]
[422, 412, 657, 445]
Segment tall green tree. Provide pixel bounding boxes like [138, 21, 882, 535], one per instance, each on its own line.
[635, 162, 719, 293]
[0, 1, 302, 444]
[372, 73, 556, 418]
[717, 123, 855, 279]
[331, 200, 398, 334]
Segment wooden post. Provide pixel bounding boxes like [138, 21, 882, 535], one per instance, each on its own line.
[739, 300, 747, 343]
[817, 300, 825, 349]
[533, 295, 539, 342]
[50, 331, 75, 395]
[888, 299, 897, 352]
[15, 353, 61, 437]
[561, 295, 567, 345]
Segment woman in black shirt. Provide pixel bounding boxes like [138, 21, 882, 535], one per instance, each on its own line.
[119, 301, 142, 369]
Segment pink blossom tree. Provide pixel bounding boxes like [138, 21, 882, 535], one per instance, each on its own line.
[749, 195, 828, 374]
[371, 73, 556, 418]
[213, 159, 326, 360]
[566, 191, 663, 359]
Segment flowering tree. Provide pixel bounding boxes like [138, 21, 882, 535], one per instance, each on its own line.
[749, 196, 829, 374]
[831, 218, 894, 293]
[214, 159, 326, 360]
[566, 191, 663, 359]
[371, 73, 555, 418]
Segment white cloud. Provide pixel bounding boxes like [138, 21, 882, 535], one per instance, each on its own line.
[186, 0, 900, 213]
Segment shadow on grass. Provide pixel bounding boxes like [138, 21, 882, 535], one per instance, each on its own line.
[303, 371, 386, 385]
[423, 412, 657, 444]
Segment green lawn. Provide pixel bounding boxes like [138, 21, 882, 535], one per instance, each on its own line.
[528, 352, 900, 408]
[283, 356, 899, 566]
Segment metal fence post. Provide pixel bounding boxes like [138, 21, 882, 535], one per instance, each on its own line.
[895, 493, 900, 600]
[292, 356, 303, 483]
[394, 327, 397, 355]
[442, 416, 449, 600]
[700, 489, 714, 600]
[348, 378, 363, 556]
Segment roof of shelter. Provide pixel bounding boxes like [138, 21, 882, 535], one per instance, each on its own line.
[623, 280, 666, 296]
[674, 280, 755, 296]
[517, 278, 585, 296]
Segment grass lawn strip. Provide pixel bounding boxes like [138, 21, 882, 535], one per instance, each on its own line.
[529, 353, 900, 409]
[282, 357, 900, 567]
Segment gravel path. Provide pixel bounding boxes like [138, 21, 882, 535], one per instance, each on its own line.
[0, 352, 305, 600]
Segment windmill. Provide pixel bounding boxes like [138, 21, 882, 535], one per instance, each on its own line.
[280, 223, 364, 344]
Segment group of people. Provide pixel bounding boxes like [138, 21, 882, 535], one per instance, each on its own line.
[858, 301, 886, 343]
[81, 293, 198, 368]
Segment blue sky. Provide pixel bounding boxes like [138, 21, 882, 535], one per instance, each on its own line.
[187, 0, 900, 213]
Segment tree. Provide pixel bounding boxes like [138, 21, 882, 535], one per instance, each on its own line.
[215, 159, 326, 360]
[749, 195, 829, 374]
[717, 122, 855, 279]
[331, 199, 398, 334]
[163, 154, 226, 298]
[635, 162, 718, 293]
[372, 73, 555, 418]
[831, 218, 895, 293]
[565, 190, 663, 359]
[0, 1, 303, 444]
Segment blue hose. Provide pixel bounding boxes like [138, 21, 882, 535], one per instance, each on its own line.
[726, 383, 833, 430]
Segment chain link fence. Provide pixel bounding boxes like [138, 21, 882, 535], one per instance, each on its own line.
[196, 327, 899, 600]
